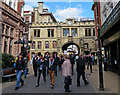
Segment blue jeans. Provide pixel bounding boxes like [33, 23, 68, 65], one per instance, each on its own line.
[24, 68, 27, 78]
[16, 70, 24, 87]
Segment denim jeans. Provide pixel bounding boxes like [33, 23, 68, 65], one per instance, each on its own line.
[16, 70, 24, 87]
[24, 68, 27, 78]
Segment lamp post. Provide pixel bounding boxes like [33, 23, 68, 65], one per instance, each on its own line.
[14, 37, 32, 58]
[95, 1, 104, 90]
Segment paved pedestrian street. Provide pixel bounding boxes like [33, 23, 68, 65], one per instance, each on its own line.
[2, 64, 120, 94]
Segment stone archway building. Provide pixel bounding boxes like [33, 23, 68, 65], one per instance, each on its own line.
[29, 2, 97, 57]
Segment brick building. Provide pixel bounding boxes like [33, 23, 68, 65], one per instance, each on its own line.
[0, 0, 26, 57]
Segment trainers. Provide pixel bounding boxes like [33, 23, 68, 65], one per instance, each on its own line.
[85, 82, 89, 85]
[51, 85, 54, 89]
[15, 87, 19, 90]
[35, 84, 39, 87]
[44, 81, 46, 84]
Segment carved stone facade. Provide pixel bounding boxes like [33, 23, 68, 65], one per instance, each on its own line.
[30, 2, 97, 56]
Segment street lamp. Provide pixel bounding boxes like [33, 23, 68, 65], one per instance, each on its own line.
[14, 37, 32, 58]
[95, 1, 104, 91]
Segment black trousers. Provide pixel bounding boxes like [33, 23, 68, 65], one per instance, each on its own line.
[87, 62, 92, 73]
[77, 72, 87, 85]
[104, 63, 107, 71]
[33, 66, 37, 77]
[64, 77, 70, 91]
[37, 69, 46, 85]
[72, 64, 74, 75]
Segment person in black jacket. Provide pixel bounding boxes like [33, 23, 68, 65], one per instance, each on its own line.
[31, 54, 38, 77]
[76, 55, 89, 87]
[36, 55, 46, 87]
[87, 55, 92, 73]
[54, 53, 59, 76]
[70, 54, 75, 75]
[14, 53, 25, 90]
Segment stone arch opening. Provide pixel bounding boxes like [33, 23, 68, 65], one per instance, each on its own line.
[62, 42, 80, 54]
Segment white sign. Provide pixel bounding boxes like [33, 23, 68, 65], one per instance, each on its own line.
[64, 50, 67, 55]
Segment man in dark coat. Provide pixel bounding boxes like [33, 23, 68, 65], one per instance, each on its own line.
[70, 54, 75, 75]
[31, 54, 38, 77]
[87, 55, 92, 73]
[76, 55, 89, 87]
[36, 55, 46, 87]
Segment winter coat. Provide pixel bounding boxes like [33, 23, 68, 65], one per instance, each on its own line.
[76, 57, 85, 73]
[62, 59, 72, 77]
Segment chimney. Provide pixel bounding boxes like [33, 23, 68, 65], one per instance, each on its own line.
[38, 2, 44, 13]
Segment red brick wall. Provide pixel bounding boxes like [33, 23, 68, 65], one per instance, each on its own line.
[17, 0, 24, 15]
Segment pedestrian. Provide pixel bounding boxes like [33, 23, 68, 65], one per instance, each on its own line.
[47, 53, 57, 89]
[14, 53, 25, 90]
[91, 55, 95, 65]
[44, 52, 50, 75]
[24, 57, 28, 78]
[76, 55, 89, 87]
[62, 55, 72, 92]
[58, 54, 64, 71]
[31, 54, 38, 77]
[54, 53, 59, 76]
[103, 56, 108, 71]
[36, 55, 46, 87]
[69, 54, 75, 75]
[87, 55, 92, 73]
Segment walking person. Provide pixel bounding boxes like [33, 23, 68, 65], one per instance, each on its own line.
[31, 54, 38, 77]
[14, 53, 25, 90]
[91, 55, 95, 65]
[44, 52, 50, 75]
[76, 55, 89, 87]
[24, 57, 28, 78]
[58, 54, 64, 71]
[47, 53, 57, 89]
[70, 54, 75, 75]
[36, 55, 46, 87]
[62, 55, 72, 92]
[103, 56, 108, 71]
[87, 55, 92, 73]
[54, 53, 59, 76]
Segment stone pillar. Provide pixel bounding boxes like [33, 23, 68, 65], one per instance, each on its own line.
[7, 27, 11, 53]
[69, 28, 71, 36]
[2, 24, 6, 53]
[91, 28, 93, 36]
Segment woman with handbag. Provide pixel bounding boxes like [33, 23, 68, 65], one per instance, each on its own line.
[62, 55, 72, 92]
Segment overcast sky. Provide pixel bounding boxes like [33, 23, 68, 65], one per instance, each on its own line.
[24, 0, 94, 22]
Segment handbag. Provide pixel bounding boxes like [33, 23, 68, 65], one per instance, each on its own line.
[64, 76, 72, 85]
